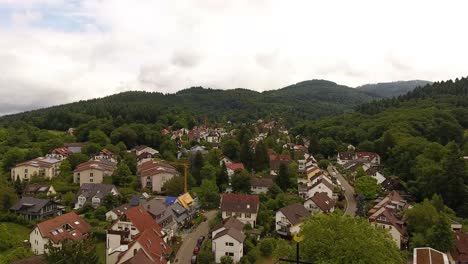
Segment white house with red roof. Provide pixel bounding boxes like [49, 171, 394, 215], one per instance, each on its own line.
[11, 157, 62, 182]
[106, 205, 169, 264]
[30, 212, 91, 255]
[225, 162, 245, 177]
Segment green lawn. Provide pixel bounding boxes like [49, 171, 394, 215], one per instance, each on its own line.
[95, 242, 106, 264]
[256, 257, 275, 264]
[0, 222, 30, 242]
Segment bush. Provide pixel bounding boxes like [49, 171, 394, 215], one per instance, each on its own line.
[258, 238, 277, 257]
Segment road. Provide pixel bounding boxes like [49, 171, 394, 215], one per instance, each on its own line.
[328, 166, 356, 216]
[174, 210, 217, 264]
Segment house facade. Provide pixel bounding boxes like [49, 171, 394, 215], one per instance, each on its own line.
[212, 218, 246, 263]
[251, 178, 274, 194]
[73, 160, 116, 186]
[138, 161, 180, 193]
[11, 157, 62, 182]
[275, 203, 310, 236]
[30, 212, 91, 255]
[304, 192, 335, 214]
[220, 194, 259, 227]
[10, 197, 59, 221]
[75, 183, 120, 209]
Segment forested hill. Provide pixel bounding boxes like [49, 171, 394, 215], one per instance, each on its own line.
[0, 80, 379, 130]
[294, 76, 468, 217]
[356, 80, 431, 97]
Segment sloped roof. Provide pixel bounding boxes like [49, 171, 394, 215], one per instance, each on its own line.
[74, 160, 116, 173]
[278, 203, 310, 226]
[36, 212, 91, 243]
[177, 193, 194, 209]
[124, 206, 163, 234]
[226, 162, 245, 171]
[23, 184, 52, 195]
[76, 183, 118, 200]
[338, 152, 354, 160]
[121, 249, 154, 264]
[414, 247, 449, 264]
[213, 227, 246, 243]
[15, 157, 61, 169]
[251, 177, 274, 188]
[221, 194, 259, 214]
[124, 228, 171, 264]
[10, 197, 54, 213]
[309, 192, 335, 212]
[138, 161, 179, 177]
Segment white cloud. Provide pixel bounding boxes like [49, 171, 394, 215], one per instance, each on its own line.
[0, 0, 468, 114]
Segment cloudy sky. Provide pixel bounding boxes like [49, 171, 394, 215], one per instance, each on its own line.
[0, 0, 467, 115]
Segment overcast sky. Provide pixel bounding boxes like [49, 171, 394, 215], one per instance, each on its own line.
[0, 0, 467, 115]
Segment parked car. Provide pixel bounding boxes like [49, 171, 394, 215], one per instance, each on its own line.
[197, 236, 205, 246]
[193, 246, 200, 255]
[191, 255, 197, 263]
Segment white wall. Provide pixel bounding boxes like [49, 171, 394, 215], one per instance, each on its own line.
[212, 235, 243, 263]
[221, 211, 257, 227]
[307, 183, 333, 199]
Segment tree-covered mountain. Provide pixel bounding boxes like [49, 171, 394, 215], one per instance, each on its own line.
[294, 77, 468, 216]
[0, 80, 379, 130]
[357, 80, 431, 98]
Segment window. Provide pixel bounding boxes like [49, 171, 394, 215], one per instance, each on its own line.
[225, 242, 234, 246]
[90, 178, 94, 183]
[226, 211, 232, 217]
[245, 213, 251, 219]
[24, 169, 28, 173]
[225, 252, 234, 256]
[90, 173, 94, 177]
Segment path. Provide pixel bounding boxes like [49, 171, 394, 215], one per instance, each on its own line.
[328, 166, 356, 216]
[174, 210, 217, 264]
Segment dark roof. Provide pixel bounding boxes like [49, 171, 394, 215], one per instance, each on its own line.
[109, 204, 130, 218]
[23, 184, 52, 196]
[309, 192, 335, 212]
[10, 197, 53, 213]
[169, 203, 188, 223]
[278, 203, 310, 226]
[309, 179, 335, 192]
[213, 217, 245, 232]
[338, 152, 354, 160]
[143, 199, 174, 225]
[452, 232, 468, 262]
[129, 194, 146, 207]
[251, 177, 274, 188]
[220, 194, 260, 214]
[381, 177, 404, 191]
[213, 227, 246, 243]
[76, 183, 118, 200]
[121, 249, 154, 264]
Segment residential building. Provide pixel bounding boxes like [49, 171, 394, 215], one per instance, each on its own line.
[251, 177, 274, 194]
[106, 205, 168, 264]
[23, 184, 56, 197]
[306, 179, 334, 199]
[11, 157, 62, 182]
[46, 147, 73, 160]
[304, 192, 335, 213]
[63, 142, 86, 153]
[220, 194, 259, 227]
[138, 160, 180, 193]
[226, 163, 245, 177]
[275, 203, 310, 236]
[450, 231, 468, 263]
[92, 148, 118, 163]
[143, 198, 178, 239]
[363, 165, 386, 184]
[30, 212, 91, 255]
[414, 247, 449, 264]
[131, 146, 159, 164]
[75, 183, 120, 209]
[106, 204, 131, 222]
[212, 217, 246, 263]
[269, 154, 291, 171]
[73, 160, 116, 186]
[368, 191, 410, 249]
[10, 197, 59, 221]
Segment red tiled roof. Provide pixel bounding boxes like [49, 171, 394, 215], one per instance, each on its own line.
[124, 206, 163, 234]
[220, 194, 259, 214]
[126, 228, 171, 263]
[338, 152, 354, 160]
[269, 154, 291, 161]
[138, 161, 178, 177]
[51, 147, 73, 156]
[74, 160, 116, 173]
[452, 231, 468, 262]
[36, 212, 91, 243]
[356, 152, 379, 160]
[226, 163, 245, 171]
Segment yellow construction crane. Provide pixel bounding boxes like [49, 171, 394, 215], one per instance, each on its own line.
[166, 160, 189, 193]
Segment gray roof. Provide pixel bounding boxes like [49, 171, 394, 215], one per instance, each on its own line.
[10, 197, 53, 213]
[76, 183, 118, 201]
[278, 203, 310, 226]
[143, 199, 174, 225]
[169, 203, 189, 223]
[213, 227, 246, 243]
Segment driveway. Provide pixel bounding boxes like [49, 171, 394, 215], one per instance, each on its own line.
[328, 166, 356, 216]
[174, 210, 218, 264]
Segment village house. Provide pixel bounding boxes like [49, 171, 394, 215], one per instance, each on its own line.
[337, 152, 354, 165]
[306, 179, 335, 199]
[63, 142, 87, 153]
[363, 164, 386, 184]
[304, 192, 335, 214]
[269, 154, 291, 171]
[30, 212, 91, 255]
[23, 184, 56, 197]
[220, 156, 233, 167]
[131, 145, 159, 164]
[251, 177, 274, 194]
[138, 160, 180, 193]
[92, 148, 118, 163]
[106, 204, 131, 222]
[275, 203, 310, 236]
[212, 217, 246, 263]
[75, 183, 120, 209]
[226, 162, 245, 177]
[206, 130, 221, 144]
[73, 160, 116, 186]
[368, 191, 410, 249]
[413, 247, 449, 264]
[337, 152, 381, 166]
[106, 205, 169, 264]
[46, 146, 73, 160]
[220, 193, 260, 227]
[450, 231, 468, 263]
[11, 157, 62, 182]
[10, 197, 60, 221]
[143, 198, 178, 239]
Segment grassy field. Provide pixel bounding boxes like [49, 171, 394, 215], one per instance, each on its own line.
[0, 222, 30, 242]
[256, 257, 276, 264]
[95, 242, 106, 264]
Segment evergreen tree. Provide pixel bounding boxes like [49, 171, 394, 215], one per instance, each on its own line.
[253, 140, 269, 172]
[240, 139, 253, 170]
[442, 142, 468, 216]
[216, 162, 229, 191]
[231, 169, 252, 193]
[191, 151, 205, 185]
[275, 164, 290, 191]
[195, 179, 220, 209]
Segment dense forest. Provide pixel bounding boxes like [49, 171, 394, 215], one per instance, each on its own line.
[294, 77, 468, 216]
[0, 80, 381, 129]
[357, 80, 431, 98]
